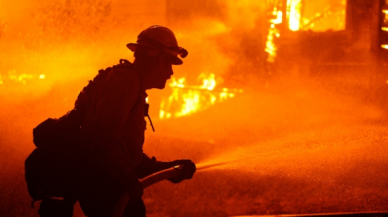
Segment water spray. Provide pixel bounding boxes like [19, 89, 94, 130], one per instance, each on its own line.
[196, 161, 236, 171]
[196, 154, 268, 171]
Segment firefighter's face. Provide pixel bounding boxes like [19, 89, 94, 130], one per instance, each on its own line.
[152, 55, 174, 89]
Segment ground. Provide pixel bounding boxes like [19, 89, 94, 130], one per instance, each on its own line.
[0, 77, 387, 217]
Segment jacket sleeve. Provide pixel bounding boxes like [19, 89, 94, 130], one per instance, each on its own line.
[90, 71, 142, 190]
[134, 153, 158, 179]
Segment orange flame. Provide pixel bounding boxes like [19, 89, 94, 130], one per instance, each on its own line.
[159, 73, 243, 119]
[1, 69, 45, 85]
[287, 0, 302, 31]
[265, 6, 282, 63]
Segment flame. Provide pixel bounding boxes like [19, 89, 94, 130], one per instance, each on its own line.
[159, 73, 243, 119]
[287, 0, 302, 31]
[1, 70, 45, 85]
[265, 5, 282, 63]
[272, 10, 283, 25]
[265, 26, 279, 63]
[381, 45, 388, 50]
[264, 0, 346, 62]
[199, 73, 216, 90]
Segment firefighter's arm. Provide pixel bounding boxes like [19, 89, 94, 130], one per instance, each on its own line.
[135, 153, 196, 183]
[91, 71, 143, 198]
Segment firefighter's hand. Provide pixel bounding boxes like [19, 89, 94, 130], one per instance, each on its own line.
[167, 159, 196, 184]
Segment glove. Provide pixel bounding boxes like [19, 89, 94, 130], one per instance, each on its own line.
[121, 171, 143, 199]
[166, 159, 196, 184]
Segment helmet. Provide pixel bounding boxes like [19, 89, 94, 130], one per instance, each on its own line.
[127, 25, 188, 65]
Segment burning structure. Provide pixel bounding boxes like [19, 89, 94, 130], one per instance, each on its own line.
[1, 1, 388, 108]
[158, 0, 388, 119]
[3, 0, 387, 118]
[264, 0, 388, 108]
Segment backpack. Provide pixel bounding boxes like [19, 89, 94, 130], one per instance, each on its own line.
[25, 59, 132, 206]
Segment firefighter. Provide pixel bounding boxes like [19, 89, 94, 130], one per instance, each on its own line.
[38, 25, 196, 217]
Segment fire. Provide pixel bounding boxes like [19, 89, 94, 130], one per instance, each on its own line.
[382, 9, 388, 49]
[264, 1, 346, 62]
[199, 73, 216, 91]
[287, 0, 302, 31]
[265, 6, 282, 63]
[159, 73, 243, 119]
[0, 70, 46, 85]
[265, 0, 301, 62]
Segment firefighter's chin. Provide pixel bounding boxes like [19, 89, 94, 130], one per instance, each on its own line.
[153, 81, 167, 90]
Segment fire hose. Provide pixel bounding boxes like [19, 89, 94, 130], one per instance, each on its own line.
[111, 165, 182, 217]
[112, 162, 227, 217]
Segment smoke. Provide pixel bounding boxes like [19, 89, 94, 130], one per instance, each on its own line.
[160, 0, 267, 86]
[0, 0, 267, 103]
[223, 0, 265, 30]
[170, 20, 233, 83]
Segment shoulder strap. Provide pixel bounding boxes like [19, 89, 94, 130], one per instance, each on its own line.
[72, 59, 133, 125]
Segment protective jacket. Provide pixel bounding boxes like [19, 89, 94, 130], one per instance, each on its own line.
[79, 61, 158, 192]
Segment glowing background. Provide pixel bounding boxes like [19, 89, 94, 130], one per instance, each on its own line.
[1, 0, 387, 216]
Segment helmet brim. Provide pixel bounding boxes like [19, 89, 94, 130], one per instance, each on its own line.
[127, 43, 183, 65]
